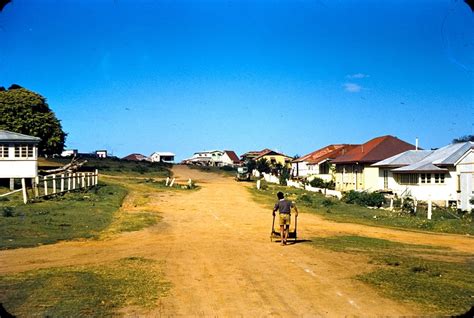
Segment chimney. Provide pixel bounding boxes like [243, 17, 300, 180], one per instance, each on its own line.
[415, 137, 419, 151]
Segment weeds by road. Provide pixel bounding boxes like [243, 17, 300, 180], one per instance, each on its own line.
[250, 184, 474, 235]
[308, 235, 474, 315]
[0, 257, 170, 317]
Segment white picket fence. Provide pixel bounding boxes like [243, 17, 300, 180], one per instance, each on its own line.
[32, 170, 99, 199]
[260, 172, 342, 199]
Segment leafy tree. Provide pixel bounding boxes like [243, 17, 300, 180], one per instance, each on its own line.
[452, 135, 474, 143]
[245, 159, 256, 173]
[256, 158, 271, 173]
[0, 85, 67, 155]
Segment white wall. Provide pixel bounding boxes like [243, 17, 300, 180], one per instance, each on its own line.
[0, 160, 38, 178]
[457, 150, 474, 211]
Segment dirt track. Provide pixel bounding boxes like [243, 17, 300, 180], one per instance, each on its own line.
[1, 166, 473, 316]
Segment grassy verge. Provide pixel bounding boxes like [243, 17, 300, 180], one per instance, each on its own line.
[0, 257, 170, 317]
[0, 184, 128, 249]
[187, 165, 236, 177]
[250, 184, 474, 235]
[308, 235, 474, 315]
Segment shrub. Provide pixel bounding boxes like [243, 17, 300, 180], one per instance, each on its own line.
[401, 197, 415, 214]
[2, 207, 14, 217]
[342, 191, 385, 208]
[309, 177, 325, 188]
[279, 167, 291, 186]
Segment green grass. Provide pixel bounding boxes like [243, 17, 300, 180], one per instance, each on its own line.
[0, 183, 128, 249]
[0, 257, 170, 317]
[308, 235, 474, 315]
[41, 157, 172, 178]
[250, 184, 474, 235]
[187, 164, 237, 177]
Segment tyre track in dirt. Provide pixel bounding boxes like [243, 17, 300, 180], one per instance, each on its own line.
[1, 166, 473, 316]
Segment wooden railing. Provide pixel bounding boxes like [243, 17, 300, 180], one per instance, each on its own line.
[32, 170, 99, 199]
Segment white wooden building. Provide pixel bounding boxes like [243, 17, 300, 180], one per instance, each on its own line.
[150, 152, 175, 163]
[372, 142, 474, 210]
[0, 130, 40, 179]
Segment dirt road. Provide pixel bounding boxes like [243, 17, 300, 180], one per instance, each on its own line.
[1, 166, 473, 316]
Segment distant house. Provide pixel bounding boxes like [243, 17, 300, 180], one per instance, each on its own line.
[150, 152, 175, 163]
[241, 149, 271, 162]
[184, 150, 240, 167]
[0, 130, 40, 179]
[95, 150, 107, 158]
[291, 144, 358, 180]
[61, 149, 78, 157]
[331, 135, 417, 191]
[221, 150, 241, 166]
[122, 153, 150, 161]
[254, 149, 293, 167]
[372, 142, 474, 210]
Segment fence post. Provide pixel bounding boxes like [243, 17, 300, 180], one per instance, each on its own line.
[169, 178, 175, 187]
[67, 173, 71, 190]
[44, 176, 48, 196]
[21, 178, 28, 204]
[82, 173, 86, 188]
[95, 169, 98, 185]
[427, 200, 432, 220]
[389, 198, 393, 211]
[165, 177, 170, 186]
[52, 175, 57, 194]
[34, 176, 39, 198]
[72, 173, 76, 190]
[60, 174, 64, 192]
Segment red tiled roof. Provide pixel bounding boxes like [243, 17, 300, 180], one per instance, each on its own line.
[122, 153, 148, 161]
[331, 135, 416, 164]
[224, 150, 241, 164]
[293, 144, 358, 164]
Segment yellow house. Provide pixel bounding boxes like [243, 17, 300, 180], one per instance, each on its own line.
[254, 149, 292, 167]
[332, 135, 417, 192]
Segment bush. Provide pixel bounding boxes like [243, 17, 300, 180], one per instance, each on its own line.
[2, 207, 14, 217]
[401, 197, 415, 214]
[309, 177, 335, 190]
[342, 191, 385, 208]
[309, 177, 325, 188]
[279, 167, 291, 186]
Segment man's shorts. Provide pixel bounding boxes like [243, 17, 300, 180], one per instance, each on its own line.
[279, 213, 291, 226]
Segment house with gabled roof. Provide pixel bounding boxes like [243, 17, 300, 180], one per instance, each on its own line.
[184, 150, 241, 167]
[0, 130, 41, 179]
[331, 135, 417, 191]
[150, 152, 175, 163]
[372, 141, 474, 210]
[240, 149, 271, 162]
[122, 153, 150, 161]
[291, 144, 358, 180]
[254, 149, 293, 168]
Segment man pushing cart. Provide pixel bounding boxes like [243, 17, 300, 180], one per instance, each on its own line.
[271, 191, 298, 245]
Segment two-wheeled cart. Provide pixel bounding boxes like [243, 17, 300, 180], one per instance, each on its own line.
[270, 213, 298, 242]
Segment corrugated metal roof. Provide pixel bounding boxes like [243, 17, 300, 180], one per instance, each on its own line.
[389, 142, 473, 172]
[372, 150, 432, 167]
[0, 130, 41, 142]
[151, 152, 175, 156]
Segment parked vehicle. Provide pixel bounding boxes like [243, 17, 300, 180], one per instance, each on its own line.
[235, 167, 250, 181]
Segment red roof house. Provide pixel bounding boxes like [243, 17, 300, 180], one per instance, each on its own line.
[331, 135, 417, 191]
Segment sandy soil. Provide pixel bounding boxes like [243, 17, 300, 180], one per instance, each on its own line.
[1, 165, 473, 316]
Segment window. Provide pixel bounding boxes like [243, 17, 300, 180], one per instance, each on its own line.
[434, 173, 445, 184]
[319, 162, 329, 174]
[0, 144, 8, 158]
[396, 173, 418, 185]
[420, 173, 431, 183]
[13, 144, 34, 158]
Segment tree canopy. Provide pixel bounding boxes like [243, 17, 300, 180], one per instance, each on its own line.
[0, 85, 67, 155]
[452, 135, 474, 143]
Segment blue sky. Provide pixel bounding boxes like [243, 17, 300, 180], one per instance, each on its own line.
[1, 0, 473, 160]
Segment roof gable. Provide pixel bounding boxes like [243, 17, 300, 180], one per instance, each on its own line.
[294, 144, 358, 164]
[224, 150, 241, 163]
[332, 135, 416, 164]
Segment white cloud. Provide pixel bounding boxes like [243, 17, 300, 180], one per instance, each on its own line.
[346, 73, 370, 79]
[343, 83, 362, 93]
